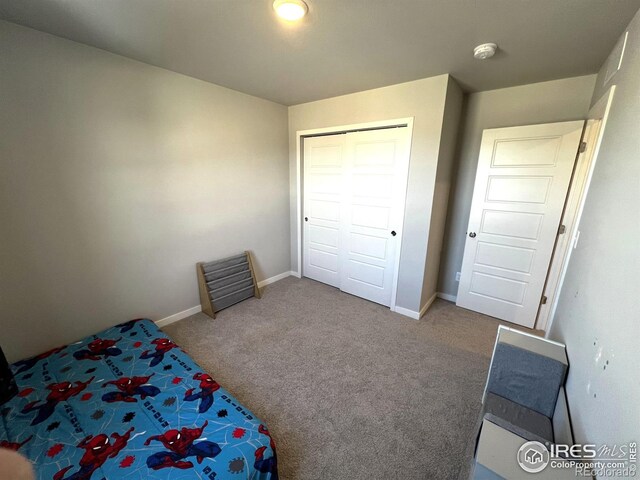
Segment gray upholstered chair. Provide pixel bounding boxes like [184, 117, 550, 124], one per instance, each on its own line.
[481, 327, 568, 443]
[469, 326, 574, 479]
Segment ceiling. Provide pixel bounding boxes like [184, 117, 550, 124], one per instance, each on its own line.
[1, 1, 638, 105]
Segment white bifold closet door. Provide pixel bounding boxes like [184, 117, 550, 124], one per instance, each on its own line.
[303, 127, 411, 307]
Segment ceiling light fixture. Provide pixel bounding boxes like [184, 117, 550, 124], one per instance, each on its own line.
[273, 0, 308, 21]
[473, 43, 498, 60]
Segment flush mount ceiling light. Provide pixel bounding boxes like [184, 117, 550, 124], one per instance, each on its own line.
[273, 0, 308, 21]
[473, 43, 498, 60]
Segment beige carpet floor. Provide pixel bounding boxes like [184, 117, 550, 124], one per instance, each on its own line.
[164, 276, 528, 479]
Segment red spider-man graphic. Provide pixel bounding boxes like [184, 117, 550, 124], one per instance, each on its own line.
[22, 376, 94, 426]
[0, 435, 32, 451]
[53, 427, 134, 480]
[140, 338, 177, 367]
[101, 374, 160, 403]
[183, 373, 220, 413]
[13, 347, 65, 374]
[73, 338, 122, 361]
[255, 424, 278, 479]
[144, 420, 221, 470]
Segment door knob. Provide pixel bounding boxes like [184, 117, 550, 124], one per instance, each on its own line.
[469, 232, 476, 238]
[304, 217, 308, 222]
[391, 230, 397, 236]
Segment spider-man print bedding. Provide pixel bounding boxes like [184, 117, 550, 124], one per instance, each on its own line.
[0, 319, 278, 479]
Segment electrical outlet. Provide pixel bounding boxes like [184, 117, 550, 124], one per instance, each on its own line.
[455, 272, 461, 282]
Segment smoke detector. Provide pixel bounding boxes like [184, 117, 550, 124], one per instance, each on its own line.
[473, 43, 498, 60]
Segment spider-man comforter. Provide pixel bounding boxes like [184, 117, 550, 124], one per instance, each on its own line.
[0, 319, 277, 479]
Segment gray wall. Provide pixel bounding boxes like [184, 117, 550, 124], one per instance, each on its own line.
[0, 21, 290, 362]
[549, 9, 640, 446]
[288, 75, 451, 313]
[437, 75, 597, 298]
[421, 77, 463, 309]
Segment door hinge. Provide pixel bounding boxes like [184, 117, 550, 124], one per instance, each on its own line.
[558, 224, 566, 235]
[579, 141, 587, 153]
[541, 295, 548, 305]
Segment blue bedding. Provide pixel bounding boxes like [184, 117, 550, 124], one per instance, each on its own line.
[0, 319, 278, 479]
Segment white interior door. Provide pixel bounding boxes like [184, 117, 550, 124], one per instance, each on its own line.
[456, 121, 584, 328]
[302, 126, 411, 307]
[303, 134, 345, 288]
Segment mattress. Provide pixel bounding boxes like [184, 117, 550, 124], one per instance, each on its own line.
[0, 319, 277, 479]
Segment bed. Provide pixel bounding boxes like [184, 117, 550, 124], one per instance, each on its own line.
[0, 319, 278, 479]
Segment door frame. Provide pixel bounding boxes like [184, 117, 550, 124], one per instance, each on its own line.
[295, 117, 415, 312]
[539, 86, 616, 334]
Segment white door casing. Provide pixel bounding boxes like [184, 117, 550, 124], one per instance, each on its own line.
[456, 121, 585, 328]
[542, 86, 616, 335]
[536, 120, 600, 331]
[302, 125, 412, 307]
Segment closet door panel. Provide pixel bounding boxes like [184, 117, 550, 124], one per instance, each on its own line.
[302, 134, 346, 287]
[340, 128, 410, 306]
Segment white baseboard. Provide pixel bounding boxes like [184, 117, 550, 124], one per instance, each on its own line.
[436, 292, 457, 303]
[420, 293, 437, 317]
[394, 292, 437, 321]
[257, 270, 294, 288]
[393, 306, 420, 320]
[156, 271, 294, 329]
[393, 293, 438, 320]
[156, 305, 202, 328]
